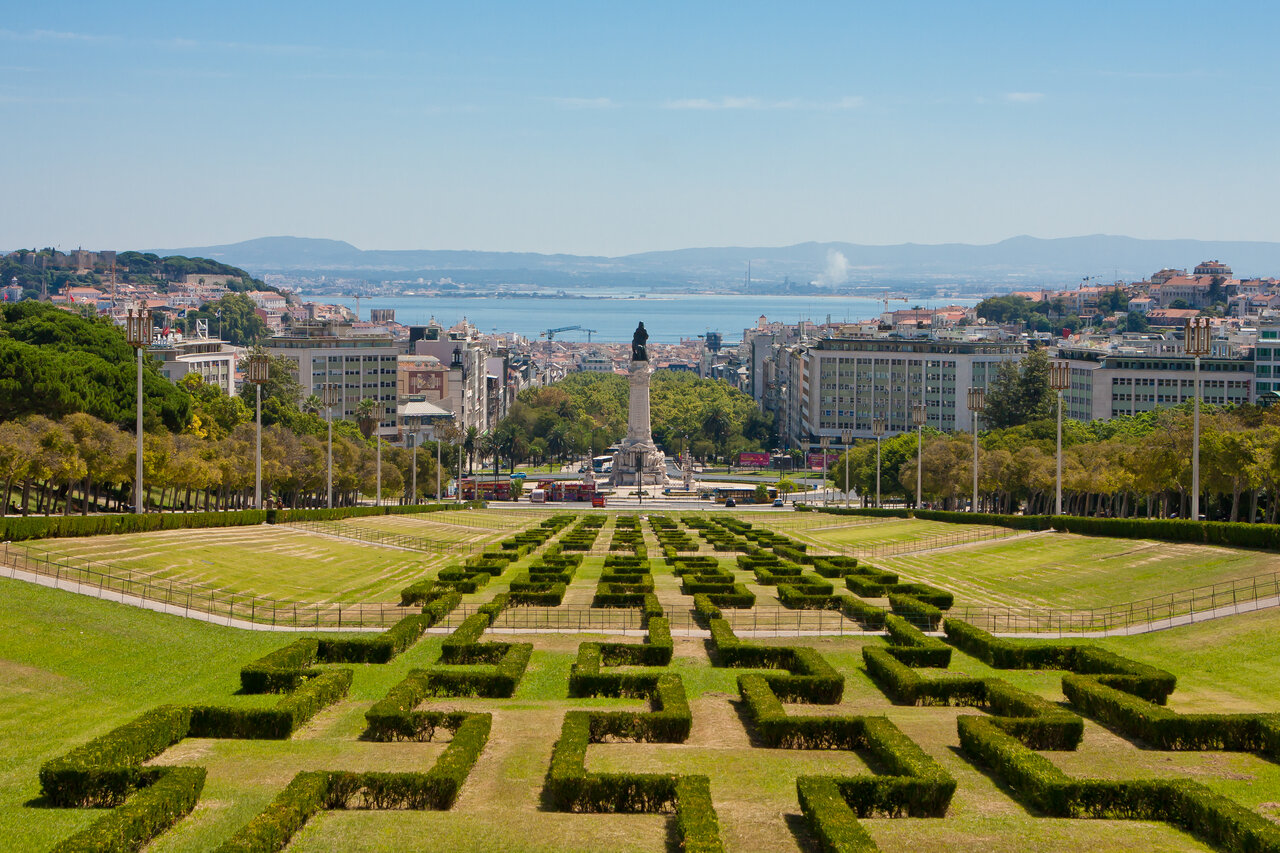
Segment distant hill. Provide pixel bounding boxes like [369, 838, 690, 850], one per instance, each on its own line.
[154, 234, 1280, 287]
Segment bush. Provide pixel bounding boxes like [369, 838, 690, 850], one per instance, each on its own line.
[943, 620, 1176, 704]
[888, 594, 943, 630]
[220, 714, 492, 851]
[957, 714, 1280, 851]
[41, 705, 194, 806]
[52, 766, 207, 853]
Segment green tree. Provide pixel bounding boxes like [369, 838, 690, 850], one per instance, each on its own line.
[982, 349, 1054, 430]
[186, 293, 268, 346]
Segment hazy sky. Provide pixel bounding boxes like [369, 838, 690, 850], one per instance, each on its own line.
[3, 1, 1277, 256]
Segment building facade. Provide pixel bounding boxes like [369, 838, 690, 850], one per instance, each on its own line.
[265, 321, 400, 438]
[764, 336, 1027, 446]
[1057, 346, 1255, 421]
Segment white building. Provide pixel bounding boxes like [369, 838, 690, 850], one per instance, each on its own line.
[265, 321, 400, 438]
[150, 337, 237, 396]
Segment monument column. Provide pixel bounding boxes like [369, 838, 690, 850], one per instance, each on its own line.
[627, 360, 654, 443]
[612, 321, 667, 489]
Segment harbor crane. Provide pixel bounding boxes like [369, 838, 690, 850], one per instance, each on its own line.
[540, 325, 598, 341]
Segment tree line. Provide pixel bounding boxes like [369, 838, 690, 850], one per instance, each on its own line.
[831, 404, 1280, 521]
[492, 371, 771, 469]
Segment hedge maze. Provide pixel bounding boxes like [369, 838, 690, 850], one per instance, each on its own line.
[27, 511, 1280, 851]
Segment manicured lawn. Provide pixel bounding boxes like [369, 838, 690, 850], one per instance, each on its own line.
[19, 525, 439, 602]
[796, 517, 1008, 550]
[882, 532, 1280, 608]
[8, 514, 1280, 851]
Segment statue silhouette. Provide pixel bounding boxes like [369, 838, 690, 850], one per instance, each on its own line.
[631, 322, 649, 361]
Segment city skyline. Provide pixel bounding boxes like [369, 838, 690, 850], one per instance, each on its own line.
[2, 2, 1278, 255]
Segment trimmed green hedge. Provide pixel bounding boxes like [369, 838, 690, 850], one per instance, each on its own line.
[943, 619, 1176, 704]
[820, 505, 1280, 551]
[958, 714, 1280, 852]
[219, 714, 492, 852]
[708, 619, 843, 704]
[887, 593, 943, 630]
[1062, 674, 1280, 756]
[735, 670, 954, 845]
[51, 766, 206, 853]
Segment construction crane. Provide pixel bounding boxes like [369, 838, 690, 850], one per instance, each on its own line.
[540, 325, 598, 341]
[880, 289, 908, 313]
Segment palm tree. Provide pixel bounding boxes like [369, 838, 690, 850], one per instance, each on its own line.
[302, 394, 324, 417]
[464, 426, 480, 475]
[355, 397, 379, 440]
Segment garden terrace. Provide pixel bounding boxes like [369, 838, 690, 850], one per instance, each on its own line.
[11, 512, 1280, 852]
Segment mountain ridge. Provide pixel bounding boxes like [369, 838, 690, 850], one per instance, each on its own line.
[152, 234, 1280, 284]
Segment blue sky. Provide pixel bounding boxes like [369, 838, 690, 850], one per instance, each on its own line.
[2, 1, 1277, 255]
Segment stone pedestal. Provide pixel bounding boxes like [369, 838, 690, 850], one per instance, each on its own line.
[611, 360, 668, 487]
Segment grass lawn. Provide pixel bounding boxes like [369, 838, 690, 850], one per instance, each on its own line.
[8, 515, 1280, 851]
[794, 517, 1008, 551]
[882, 532, 1280, 608]
[19, 525, 440, 603]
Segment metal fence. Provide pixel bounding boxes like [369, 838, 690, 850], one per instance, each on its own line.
[432, 603, 872, 635]
[950, 572, 1280, 635]
[842, 525, 1021, 559]
[5, 538, 1279, 637]
[0, 541, 405, 629]
[285, 520, 479, 556]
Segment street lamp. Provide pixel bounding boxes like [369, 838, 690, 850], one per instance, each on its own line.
[966, 387, 986, 512]
[322, 382, 341, 509]
[840, 428, 853, 509]
[245, 353, 270, 510]
[1048, 361, 1071, 516]
[1185, 318, 1212, 520]
[911, 401, 926, 509]
[872, 417, 886, 508]
[820, 436, 831, 505]
[124, 307, 152, 514]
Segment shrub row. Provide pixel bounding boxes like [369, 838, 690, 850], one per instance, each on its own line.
[43, 667, 352, 810]
[883, 613, 952, 667]
[818, 505, 1280, 552]
[708, 619, 843, 704]
[51, 766, 206, 853]
[861, 648, 1083, 749]
[542, 689, 723, 850]
[839, 595, 887, 629]
[243, 593, 459, 692]
[219, 714, 492, 852]
[943, 619, 1176, 703]
[887, 593, 944, 630]
[958, 714, 1280, 852]
[1062, 674, 1280, 756]
[735, 671, 955, 846]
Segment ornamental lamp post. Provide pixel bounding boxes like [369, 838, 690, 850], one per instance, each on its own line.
[872, 417, 887, 508]
[322, 382, 342, 509]
[1048, 361, 1072, 516]
[124, 307, 153, 514]
[966, 387, 986, 512]
[1185, 317, 1213, 521]
[245, 353, 271, 510]
[911, 401, 926, 509]
[840, 428, 853, 509]
[820, 436, 831, 505]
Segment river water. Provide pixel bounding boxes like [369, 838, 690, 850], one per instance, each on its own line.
[321, 292, 979, 343]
